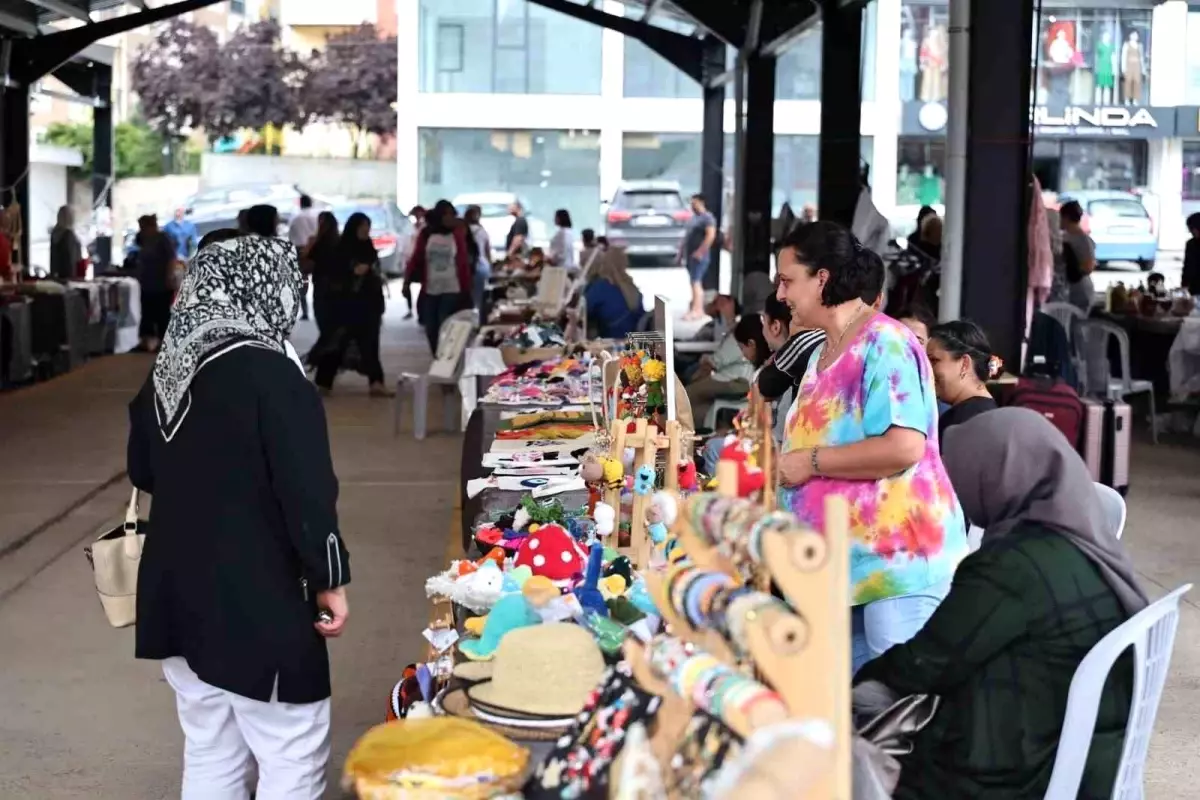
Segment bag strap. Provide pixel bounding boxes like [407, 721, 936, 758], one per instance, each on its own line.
[123, 487, 140, 535]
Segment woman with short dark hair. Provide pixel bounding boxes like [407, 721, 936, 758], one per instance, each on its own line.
[404, 199, 472, 352]
[549, 208, 577, 270]
[774, 221, 967, 672]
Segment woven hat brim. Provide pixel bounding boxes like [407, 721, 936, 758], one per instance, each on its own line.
[440, 688, 568, 742]
[452, 661, 495, 685]
[466, 674, 591, 719]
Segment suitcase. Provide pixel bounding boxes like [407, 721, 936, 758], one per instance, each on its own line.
[1082, 398, 1131, 494]
[1004, 376, 1086, 451]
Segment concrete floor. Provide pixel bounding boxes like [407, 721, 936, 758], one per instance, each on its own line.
[0, 298, 1197, 798]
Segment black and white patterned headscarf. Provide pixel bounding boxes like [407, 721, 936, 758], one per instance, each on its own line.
[153, 235, 302, 441]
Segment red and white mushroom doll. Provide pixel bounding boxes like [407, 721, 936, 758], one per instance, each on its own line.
[513, 524, 588, 586]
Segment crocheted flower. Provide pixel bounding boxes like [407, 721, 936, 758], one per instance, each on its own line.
[642, 359, 666, 383]
[621, 355, 642, 384]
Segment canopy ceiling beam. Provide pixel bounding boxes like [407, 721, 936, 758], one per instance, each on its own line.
[27, 0, 92, 23]
[527, 0, 704, 82]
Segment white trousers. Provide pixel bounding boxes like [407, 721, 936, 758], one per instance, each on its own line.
[162, 657, 331, 800]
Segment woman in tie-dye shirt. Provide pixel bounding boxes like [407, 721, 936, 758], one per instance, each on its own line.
[774, 222, 967, 673]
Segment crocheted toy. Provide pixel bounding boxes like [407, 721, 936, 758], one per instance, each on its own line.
[645, 492, 678, 545]
[386, 664, 419, 721]
[599, 457, 624, 491]
[599, 575, 628, 600]
[633, 465, 656, 496]
[678, 461, 699, 492]
[425, 560, 506, 613]
[719, 441, 766, 497]
[458, 593, 541, 661]
[513, 524, 588, 585]
[593, 502, 616, 538]
[604, 555, 633, 585]
[573, 544, 608, 618]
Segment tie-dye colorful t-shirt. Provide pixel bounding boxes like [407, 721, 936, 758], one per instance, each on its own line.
[781, 314, 967, 606]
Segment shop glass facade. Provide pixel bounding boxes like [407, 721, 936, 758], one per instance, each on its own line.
[622, 133, 874, 215]
[896, 137, 946, 207]
[1034, 7, 1153, 108]
[1187, 11, 1200, 105]
[899, 2, 950, 104]
[1031, 138, 1147, 194]
[418, 0, 603, 95]
[624, 13, 701, 98]
[1182, 143, 1200, 203]
[418, 128, 603, 229]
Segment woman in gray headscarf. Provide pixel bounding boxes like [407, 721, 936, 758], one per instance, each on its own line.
[854, 407, 1146, 800]
[49, 205, 82, 280]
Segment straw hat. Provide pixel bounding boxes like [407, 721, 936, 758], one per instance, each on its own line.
[466, 623, 605, 718]
[440, 688, 571, 743]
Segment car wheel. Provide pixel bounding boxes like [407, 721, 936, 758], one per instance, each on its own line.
[1138, 259, 1154, 272]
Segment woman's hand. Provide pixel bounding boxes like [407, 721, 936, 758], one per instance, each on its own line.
[315, 586, 349, 638]
[777, 449, 813, 488]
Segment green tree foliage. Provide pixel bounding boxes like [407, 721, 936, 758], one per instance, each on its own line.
[41, 119, 174, 179]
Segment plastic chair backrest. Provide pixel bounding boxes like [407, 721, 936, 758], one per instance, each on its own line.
[1042, 303, 1087, 344]
[1043, 583, 1192, 800]
[431, 308, 478, 378]
[1078, 319, 1133, 399]
[1094, 482, 1127, 541]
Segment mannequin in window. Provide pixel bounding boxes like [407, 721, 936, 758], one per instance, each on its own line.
[917, 165, 942, 207]
[1094, 28, 1116, 105]
[919, 24, 948, 103]
[1121, 30, 1145, 105]
[899, 26, 918, 103]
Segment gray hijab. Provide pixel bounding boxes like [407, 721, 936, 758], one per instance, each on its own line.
[943, 407, 1148, 616]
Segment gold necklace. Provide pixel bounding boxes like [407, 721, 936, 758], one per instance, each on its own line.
[817, 303, 868, 371]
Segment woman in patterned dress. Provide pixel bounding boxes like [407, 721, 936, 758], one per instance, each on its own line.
[774, 221, 968, 673]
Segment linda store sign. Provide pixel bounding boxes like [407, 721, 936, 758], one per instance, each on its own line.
[902, 101, 1177, 139]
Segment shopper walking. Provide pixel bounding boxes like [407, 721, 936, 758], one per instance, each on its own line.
[505, 200, 529, 259]
[464, 204, 493, 310]
[302, 211, 342, 366]
[681, 194, 717, 321]
[1060, 200, 1097, 313]
[289, 195, 321, 321]
[163, 207, 200, 263]
[128, 234, 351, 800]
[135, 214, 179, 353]
[315, 212, 390, 396]
[774, 221, 967, 673]
[548, 209, 577, 270]
[49, 205, 83, 280]
[404, 199, 472, 353]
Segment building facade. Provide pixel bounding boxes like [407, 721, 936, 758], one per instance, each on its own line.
[395, 0, 1200, 246]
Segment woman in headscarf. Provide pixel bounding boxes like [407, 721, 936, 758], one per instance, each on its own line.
[49, 205, 82, 280]
[854, 407, 1146, 800]
[584, 246, 644, 339]
[302, 211, 341, 361]
[314, 211, 390, 396]
[127, 234, 351, 799]
[404, 199, 472, 353]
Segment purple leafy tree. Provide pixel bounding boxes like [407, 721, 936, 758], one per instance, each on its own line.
[208, 20, 307, 142]
[130, 19, 221, 141]
[304, 24, 398, 159]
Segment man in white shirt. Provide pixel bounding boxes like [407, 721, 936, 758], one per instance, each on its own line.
[287, 195, 319, 320]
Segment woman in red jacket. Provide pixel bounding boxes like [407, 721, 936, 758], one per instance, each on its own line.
[404, 199, 473, 353]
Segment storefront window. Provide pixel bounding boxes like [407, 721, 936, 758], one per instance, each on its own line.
[1035, 8, 1152, 109]
[418, 0, 602, 95]
[1183, 143, 1200, 202]
[1031, 138, 1146, 194]
[899, 3, 950, 104]
[775, 3, 877, 101]
[896, 137, 945, 207]
[418, 128, 603, 229]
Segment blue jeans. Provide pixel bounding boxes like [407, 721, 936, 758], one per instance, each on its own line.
[851, 578, 951, 674]
[687, 253, 711, 283]
[472, 258, 491, 310]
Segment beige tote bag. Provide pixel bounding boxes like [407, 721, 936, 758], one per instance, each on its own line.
[84, 488, 146, 628]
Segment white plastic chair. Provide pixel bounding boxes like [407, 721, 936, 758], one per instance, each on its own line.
[1078, 319, 1158, 444]
[1043, 583, 1193, 800]
[1040, 302, 1088, 389]
[394, 309, 477, 440]
[1094, 482, 1127, 541]
[705, 397, 748, 431]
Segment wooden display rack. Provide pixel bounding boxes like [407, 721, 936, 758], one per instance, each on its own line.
[625, 494, 851, 799]
[602, 417, 684, 569]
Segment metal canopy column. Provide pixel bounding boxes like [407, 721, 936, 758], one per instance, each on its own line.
[961, 0, 1035, 367]
[817, 0, 863, 227]
[700, 36, 725, 292]
[738, 53, 775, 300]
[91, 61, 113, 271]
[0, 82, 31, 270]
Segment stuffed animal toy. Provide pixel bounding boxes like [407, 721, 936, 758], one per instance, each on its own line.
[513, 523, 588, 585]
[678, 461, 699, 492]
[522, 575, 560, 607]
[599, 457, 624, 491]
[633, 464, 656, 496]
[628, 577, 657, 616]
[573, 544, 608, 618]
[458, 593, 541, 661]
[581, 453, 605, 484]
[425, 560, 506, 613]
[599, 575, 628, 600]
[386, 665, 419, 721]
[604, 555, 633, 585]
[645, 491, 678, 545]
[719, 442, 766, 497]
[593, 502, 616, 538]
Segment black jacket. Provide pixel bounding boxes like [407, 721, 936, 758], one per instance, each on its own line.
[1183, 238, 1200, 295]
[128, 345, 351, 704]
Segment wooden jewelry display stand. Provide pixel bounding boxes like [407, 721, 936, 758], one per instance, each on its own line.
[603, 418, 684, 569]
[624, 489, 851, 799]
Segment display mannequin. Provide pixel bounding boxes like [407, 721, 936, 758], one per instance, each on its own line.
[1121, 30, 1145, 105]
[899, 26, 918, 103]
[919, 24, 948, 102]
[1094, 28, 1116, 104]
[918, 165, 942, 206]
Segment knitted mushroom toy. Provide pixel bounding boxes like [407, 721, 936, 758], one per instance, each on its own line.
[513, 523, 588, 586]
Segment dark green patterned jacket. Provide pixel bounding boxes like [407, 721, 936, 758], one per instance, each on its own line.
[856, 524, 1132, 799]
